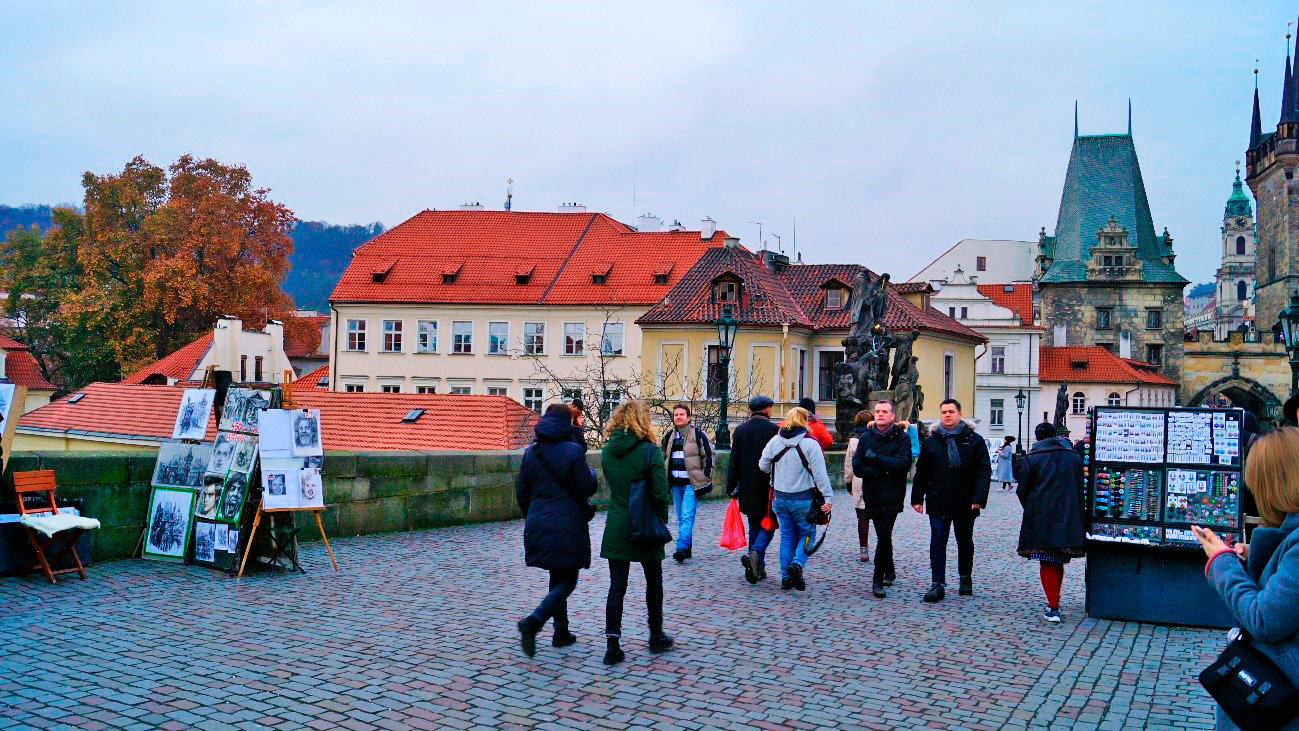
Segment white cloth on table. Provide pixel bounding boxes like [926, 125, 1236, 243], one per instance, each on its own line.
[19, 513, 101, 538]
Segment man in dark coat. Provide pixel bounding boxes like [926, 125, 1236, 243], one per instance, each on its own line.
[911, 398, 991, 603]
[515, 405, 599, 657]
[727, 396, 780, 584]
[1016, 421, 1086, 622]
[851, 399, 914, 598]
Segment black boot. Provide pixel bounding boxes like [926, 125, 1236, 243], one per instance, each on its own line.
[959, 576, 973, 596]
[788, 563, 806, 591]
[923, 582, 945, 603]
[741, 552, 759, 585]
[603, 637, 625, 665]
[552, 628, 577, 648]
[872, 581, 886, 599]
[882, 573, 895, 587]
[648, 631, 674, 653]
[672, 549, 686, 563]
[517, 616, 541, 658]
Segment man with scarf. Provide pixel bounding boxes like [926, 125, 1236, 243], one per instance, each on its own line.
[911, 398, 991, 603]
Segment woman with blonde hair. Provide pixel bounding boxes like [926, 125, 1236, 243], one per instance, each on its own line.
[1194, 427, 1299, 730]
[599, 400, 672, 665]
[760, 406, 833, 591]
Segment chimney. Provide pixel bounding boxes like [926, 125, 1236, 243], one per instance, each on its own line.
[761, 249, 790, 273]
[700, 217, 717, 240]
[558, 202, 587, 213]
[667, 219, 685, 232]
[723, 237, 740, 249]
[459, 202, 485, 210]
[636, 214, 662, 232]
[214, 316, 243, 379]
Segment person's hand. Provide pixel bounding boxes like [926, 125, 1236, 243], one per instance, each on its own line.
[821, 503, 832, 515]
[1234, 541, 1250, 561]
[1191, 525, 1229, 559]
[912, 504, 924, 514]
[971, 504, 983, 511]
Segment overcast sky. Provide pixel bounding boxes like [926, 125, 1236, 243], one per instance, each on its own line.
[3, 1, 1295, 285]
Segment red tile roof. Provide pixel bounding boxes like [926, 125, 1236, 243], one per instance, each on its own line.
[0, 335, 56, 392]
[18, 382, 538, 451]
[328, 210, 728, 306]
[293, 365, 330, 392]
[122, 332, 213, 385]
[893, 282, 934, 295]
[1038, 346, 1177, 386]
[976, 283, 1035, 326]
[638, 250, 985, 343]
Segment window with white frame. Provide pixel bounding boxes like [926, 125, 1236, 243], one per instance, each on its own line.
[1107, 392, 1121, 406]
[524, 387, 543, 413]
[382, 320, 402, 352]
[381, 384, 401, 393]
[564, 322, 584, 355]
[990, 346, 1006, 374]
[990, 399, 1004, 426]
[347, 319, 366, 351]
[452, 321, 472, 353]
[601, 388, 622, 419]
[601, 323, 624, 356]
[416, 384, 437, 394]
[487, 385, 509, 396]
[825, 288, 844, 309]
[417, 320, 437, 353]
[524, 322, 545, 355]
[488, 322, 509, 355]
[344, 383, 365, 393]
[450, 385, 472, 395]
[1072, 391, 1086, 415]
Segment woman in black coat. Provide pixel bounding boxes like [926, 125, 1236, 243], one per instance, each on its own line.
[515, 405, 599, 657]
[1016, 421, 1086, 623]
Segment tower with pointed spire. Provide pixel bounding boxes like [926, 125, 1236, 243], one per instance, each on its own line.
[1214, 165, 1258, 337]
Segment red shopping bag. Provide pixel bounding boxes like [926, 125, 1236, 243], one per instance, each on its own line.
[719, 499, 748, 551]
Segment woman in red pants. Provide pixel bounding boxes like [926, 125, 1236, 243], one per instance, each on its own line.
[1015, 421, 1087, 622]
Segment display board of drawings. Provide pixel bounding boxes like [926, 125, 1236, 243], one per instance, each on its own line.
[141, 387, 324, 569]
[1087, 406, 1244, 549]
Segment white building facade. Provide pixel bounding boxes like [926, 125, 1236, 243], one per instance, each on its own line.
[908, 239, 1036, 288]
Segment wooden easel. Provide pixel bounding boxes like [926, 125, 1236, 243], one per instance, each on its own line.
[235, 371, 337, 579]
[1, 384, 29, 473]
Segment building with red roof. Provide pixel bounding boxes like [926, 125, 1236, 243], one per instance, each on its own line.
[1038, 345, 1177, 436]
[123, 318, 293, 386]
[636, 244, 985, 426]
[327, 207, 728, 414]
[14, 382, 537, 452]
[0, 334, 57, 415]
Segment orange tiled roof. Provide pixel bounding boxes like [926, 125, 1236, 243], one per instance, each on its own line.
[1039, 346, 1177, 386]
[122, 332, 214, 385]
[18, 382, 538, 451]
[0, 334, 56, 392]
[293, 365, 329, 391]
[328, 210, 728, 306]
[976, 283, 1035, 326]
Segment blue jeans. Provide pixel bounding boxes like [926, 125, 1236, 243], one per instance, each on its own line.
[747, 517, 774, 565]
[670, 485, 697, 551]
[773, 497, 814, 579]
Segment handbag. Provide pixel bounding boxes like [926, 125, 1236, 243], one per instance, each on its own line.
[628, 444, 672, 546]
[529, 448, 596, 522]
[719, 499, 747, 551]
[1199, 629, 1299, 730]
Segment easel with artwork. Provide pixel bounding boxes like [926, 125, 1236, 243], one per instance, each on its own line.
[236, 375, 337, 579]
[1, 383, 29, 473]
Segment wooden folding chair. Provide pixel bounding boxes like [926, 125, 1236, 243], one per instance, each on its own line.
[13, 470, 100, 584]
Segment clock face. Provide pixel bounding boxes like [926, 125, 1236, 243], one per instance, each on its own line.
[1237, 218, 1247, 226]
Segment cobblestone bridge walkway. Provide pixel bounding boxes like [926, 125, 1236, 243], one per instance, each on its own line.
[2, 489, 1224, 730]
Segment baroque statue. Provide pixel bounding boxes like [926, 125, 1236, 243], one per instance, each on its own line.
[834, 271, 918, 439]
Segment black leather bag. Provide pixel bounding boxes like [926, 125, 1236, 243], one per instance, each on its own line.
[628, 444, 672, 546]
[1199, 629, 1299, 731]
[530, 449, 596, 522]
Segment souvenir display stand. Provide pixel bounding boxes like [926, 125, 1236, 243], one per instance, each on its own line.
[1085, 406, 1244, 628]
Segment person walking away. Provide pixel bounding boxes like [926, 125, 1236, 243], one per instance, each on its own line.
[995, 436, 1016, 491]
[911, 399, 991, 602]
[796, 397, 835, 449]
[568, 398, 587, 449]
[1193, 427, 1299, 730]
[851, 399, 914, 599]
[759, 407, 833, 591]
[515, 404, 599, 656]
[727, 396, 780, 584]
[844, 410, 874, 562]
[1015, 422, 1085, 623]
[600, 400, 673, 665]
[660, 404, 713, 562]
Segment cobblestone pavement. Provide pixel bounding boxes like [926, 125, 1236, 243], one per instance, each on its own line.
[2, 489, 1224, 730]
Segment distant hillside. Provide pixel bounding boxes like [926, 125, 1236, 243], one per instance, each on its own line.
[287, 220, 384, 310]
[0, 204, 56, 235]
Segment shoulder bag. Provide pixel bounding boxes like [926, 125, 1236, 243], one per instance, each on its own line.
[628, 443, 672, 546]
[1199, 628, 1299, 730]
[771, 442, 829, 527]
[529, 448, 596, 522]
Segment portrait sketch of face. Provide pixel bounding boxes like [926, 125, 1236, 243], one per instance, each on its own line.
[220, 473, 247, 521]
[208, 435, 236, 475]
[196, 476, 223, 519]
[298, 469, 324, 508]
[268, 473, 285, 496]
[243, 392, 270, 431]
[294, 413, 318, 448]
[230, 438, 257, 474]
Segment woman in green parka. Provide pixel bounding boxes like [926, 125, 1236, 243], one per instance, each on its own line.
[600, 400, 673, 665]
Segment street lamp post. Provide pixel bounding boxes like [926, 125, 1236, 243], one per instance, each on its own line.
[1282, 293, 1299, 397]
[714, 305, 740, 449]
[1015, 389, 1027, 453]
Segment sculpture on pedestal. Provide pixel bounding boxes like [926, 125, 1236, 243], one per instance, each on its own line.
[1053, 382, 1069, 435]
[834, 271, 921, 438]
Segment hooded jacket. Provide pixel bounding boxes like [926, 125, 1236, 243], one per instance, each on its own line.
[599, 428, 670, 563]
[758, 426, 833, 500]
[910, 421, 991, 520]
[515, 412, 599, 570]
[848, 421, 914, 515]
[1015, 436, 1086, 557]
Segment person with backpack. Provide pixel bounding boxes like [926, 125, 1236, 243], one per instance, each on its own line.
[759, 407, 833, 591]
[515, 404, 599, 657]
[850, 399, 914, 599]
[660, 404, 713, 563]
[600, 400, 673, 665]
[727, 396, 780, 584]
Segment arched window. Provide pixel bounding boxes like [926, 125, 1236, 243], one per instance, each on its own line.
[1236, 236, 1246, 255]
[1107, 392, 1121, 406]
[1071, 391, 1086, 415]
[1237, 280, 1248, 301]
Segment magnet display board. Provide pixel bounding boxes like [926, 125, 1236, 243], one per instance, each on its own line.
[1087, 406, 1244, 549]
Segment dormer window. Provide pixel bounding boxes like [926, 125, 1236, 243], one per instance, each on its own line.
[825, 288, 845, 310]
[716, 280, 739, 303]
[591, 262, 613, 285]
[653, 264, 673, 285]
[515, 274, 531, 285]
[654, 273, 668, 284]
[440, 263, 463, 285]
[592, 273, 607, 284]
[442, 273, 457, 284]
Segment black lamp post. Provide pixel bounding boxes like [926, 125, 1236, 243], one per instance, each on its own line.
[714, 305, 740, 449]
[1281, 293, 1299, 396]
[1015, 389, 1027, 453]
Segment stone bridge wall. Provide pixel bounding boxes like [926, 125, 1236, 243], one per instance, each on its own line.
[1181, 330, 1289, 413]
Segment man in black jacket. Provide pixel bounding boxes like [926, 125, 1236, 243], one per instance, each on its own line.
[727, 396, 780, 584]
[911, 398, 991, 603]
[851, 399, 914, 598]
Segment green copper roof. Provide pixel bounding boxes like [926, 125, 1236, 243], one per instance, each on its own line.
[1225, 169, 1253, 218]
[1039, 134, 1187, 285]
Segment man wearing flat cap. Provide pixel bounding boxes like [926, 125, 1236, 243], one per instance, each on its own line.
[727, 396, 781, 584]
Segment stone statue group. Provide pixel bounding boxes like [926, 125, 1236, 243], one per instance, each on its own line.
[834, 271, 924, 439]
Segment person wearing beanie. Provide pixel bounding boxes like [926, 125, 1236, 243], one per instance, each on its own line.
[1015, 421, 1086, 623]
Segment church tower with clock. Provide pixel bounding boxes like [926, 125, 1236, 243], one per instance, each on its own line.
[1215, 167, 1257, 337]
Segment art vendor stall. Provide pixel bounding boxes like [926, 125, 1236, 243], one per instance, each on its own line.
[1085, 405, 1245, 628]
